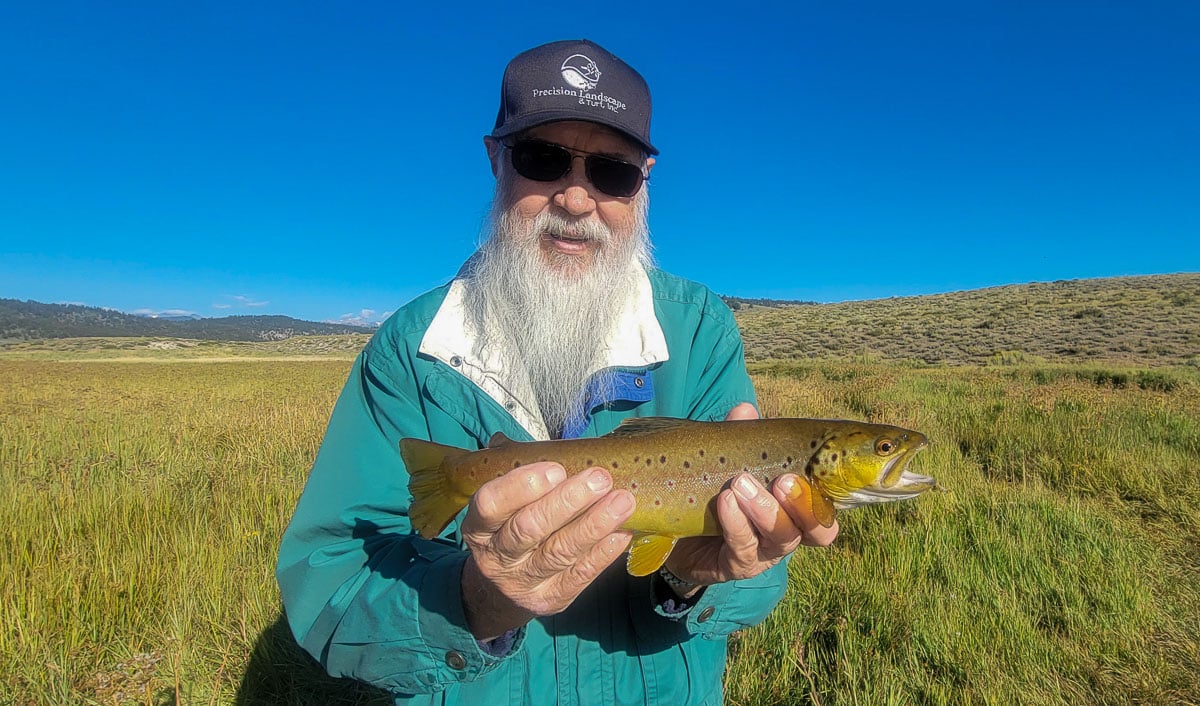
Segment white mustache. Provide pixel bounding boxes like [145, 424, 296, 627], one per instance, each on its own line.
[534, 211, 613, 244]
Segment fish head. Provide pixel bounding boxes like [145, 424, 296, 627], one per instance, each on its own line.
[807, 424, 934, 509]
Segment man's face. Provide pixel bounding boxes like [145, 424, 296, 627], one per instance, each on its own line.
[486, 120, 655, 271]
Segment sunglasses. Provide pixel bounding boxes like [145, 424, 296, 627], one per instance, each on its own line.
[502, 139, 647, 198]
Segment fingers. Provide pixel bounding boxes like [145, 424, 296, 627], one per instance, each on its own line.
[464, 461, 567, 537]
[524, 489, 635, 576]
[492, 468, 628, 557]
[726, 474, 804, 560]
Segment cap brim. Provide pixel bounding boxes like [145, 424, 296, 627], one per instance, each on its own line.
[491, 110, 658, 155]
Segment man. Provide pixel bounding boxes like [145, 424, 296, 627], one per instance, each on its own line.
[276, 39, 838, 705]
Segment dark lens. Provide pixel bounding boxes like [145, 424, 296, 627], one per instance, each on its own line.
[510, 141, 571, 182]
[586, 156, 644, 198]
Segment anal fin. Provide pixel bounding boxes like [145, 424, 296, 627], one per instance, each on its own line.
[627, 532, 678, 576]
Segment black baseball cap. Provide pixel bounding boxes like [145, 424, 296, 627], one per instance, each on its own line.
[491, 39, 657, 155]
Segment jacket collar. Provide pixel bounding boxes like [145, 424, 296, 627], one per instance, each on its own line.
[418, 266, 669, 440]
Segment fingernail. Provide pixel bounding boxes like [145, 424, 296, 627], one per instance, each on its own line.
[608, 490, 634, 516]
[734, 475, 758, 499]
[777, 475, 795, 495]
[546, 465, 566, 484]
[587, 468, 612, 492]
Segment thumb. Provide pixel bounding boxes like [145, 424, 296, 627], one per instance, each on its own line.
[724, 402, 759, 421]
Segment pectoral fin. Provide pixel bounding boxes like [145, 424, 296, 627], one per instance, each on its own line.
[627, 532, 679, 576]
[809, 480, 838, 528]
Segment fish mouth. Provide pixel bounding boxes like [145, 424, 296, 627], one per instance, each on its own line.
[832, 440, 934, 510]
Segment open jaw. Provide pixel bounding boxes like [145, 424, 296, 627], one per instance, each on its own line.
[834, 447, 936, 509]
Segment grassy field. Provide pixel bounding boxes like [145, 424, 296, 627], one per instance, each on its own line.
[2, 353, 1198, 704]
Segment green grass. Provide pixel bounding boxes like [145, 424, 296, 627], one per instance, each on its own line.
[3, 356, 1198, 704]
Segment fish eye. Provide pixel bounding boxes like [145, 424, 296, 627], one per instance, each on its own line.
[875, 438, 896, 455]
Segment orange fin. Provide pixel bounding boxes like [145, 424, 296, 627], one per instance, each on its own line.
[809, 480, 837, 528]
[400, 438, 471, 538]
[627, 532, 679, 576]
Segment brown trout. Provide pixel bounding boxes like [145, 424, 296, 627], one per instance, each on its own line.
[402, 417, 933, 576]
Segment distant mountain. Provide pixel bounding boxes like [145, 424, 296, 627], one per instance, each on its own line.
[0, 299, 376, 342]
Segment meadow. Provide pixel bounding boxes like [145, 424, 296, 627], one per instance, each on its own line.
[2, 350, 1198, 704]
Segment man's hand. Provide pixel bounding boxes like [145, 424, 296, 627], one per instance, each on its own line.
[663, 403, 840, 595]
[459, 462, 635, 641]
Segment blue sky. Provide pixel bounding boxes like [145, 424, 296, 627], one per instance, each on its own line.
[2, 2, 1197, 324]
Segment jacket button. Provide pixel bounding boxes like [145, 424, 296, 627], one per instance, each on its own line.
[445, 650, 467, 670]
[504, 401, 516, 411]
[697, 606, 715, 623]
[449, 356, 462, 367]
[634, 377, 644, 388]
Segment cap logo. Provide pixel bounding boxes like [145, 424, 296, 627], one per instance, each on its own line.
[560, 54, 601, 90]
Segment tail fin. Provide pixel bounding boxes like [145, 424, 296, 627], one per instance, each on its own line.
[400, 438, 472, 538]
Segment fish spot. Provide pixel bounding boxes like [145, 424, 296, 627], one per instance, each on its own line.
[666, 480, 676, 489]
[810, 441, 817, 449]
[611, 461, 620, 469]
[702, 473, 711, 482]
[698, 450, 706, 457]
[633, 455, 640, 463]
[586, 459, 593, 466]
[719, 456, 727, 465]
[683, 461, 691, 469]
[761, 451, 768, 460]
[646, 458, 653, 466]
[687, 495, 696, 505]
[630, 481, 639, 490]
[654, 499, 662, 507]
[831, 453, 839, 462]
[787, 456, 793, 464]
[659, 455, 667, 464]
[512, 461, 521, 469]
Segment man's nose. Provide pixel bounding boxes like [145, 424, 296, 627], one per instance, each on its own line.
[552, 156, 597, 217]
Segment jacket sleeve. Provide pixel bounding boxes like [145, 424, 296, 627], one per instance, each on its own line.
[275, 346, 516, 694]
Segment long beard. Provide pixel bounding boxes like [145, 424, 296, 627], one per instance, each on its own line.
[463, 186, 652, 437]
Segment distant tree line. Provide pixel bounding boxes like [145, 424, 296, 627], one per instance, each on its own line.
[0, 299, 375, 342]
[721, 296, 816, 311]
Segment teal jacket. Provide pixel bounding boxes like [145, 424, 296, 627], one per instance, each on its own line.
[276, 268, 789, 705]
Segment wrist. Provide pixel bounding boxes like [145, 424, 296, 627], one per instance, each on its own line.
[461, 557, 534, 642]
[657, 564, 704, 600]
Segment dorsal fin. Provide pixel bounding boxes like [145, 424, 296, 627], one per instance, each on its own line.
[606, 417, 705, 438]
[487, 432, 515, 448]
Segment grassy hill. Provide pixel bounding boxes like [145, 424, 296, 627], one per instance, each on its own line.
[732, 273, 1200, 366]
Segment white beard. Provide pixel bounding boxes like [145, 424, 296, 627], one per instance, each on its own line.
[463, 183, 652, 437]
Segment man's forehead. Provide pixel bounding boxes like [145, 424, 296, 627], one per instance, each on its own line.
[523, 120, 644, 158]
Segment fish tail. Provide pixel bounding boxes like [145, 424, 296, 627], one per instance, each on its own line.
[401, 438, 471, 539]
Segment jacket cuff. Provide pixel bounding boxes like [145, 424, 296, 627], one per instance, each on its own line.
[414, 552, 525, 686]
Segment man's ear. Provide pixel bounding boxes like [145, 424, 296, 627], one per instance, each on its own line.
[484, 136, 502, 178]
[645, 156, 655, 176]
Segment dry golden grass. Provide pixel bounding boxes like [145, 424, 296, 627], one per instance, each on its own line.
[2, 352, 1198, 704]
